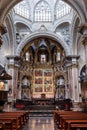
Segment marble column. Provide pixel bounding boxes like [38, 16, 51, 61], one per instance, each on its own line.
[71, 56, 79, 102]
[79, 23, 87, 80]
[65, 56, 79, 102]
[78, 23, 87, 101]
[6, 56, 20, 99]
[65, 61, 72, 99]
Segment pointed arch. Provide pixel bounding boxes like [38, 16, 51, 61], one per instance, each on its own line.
[34, 0, 52, 22]
[16, 32, 71, 56]
[14, 0, 30, 19]
[55, 0, 71, 19]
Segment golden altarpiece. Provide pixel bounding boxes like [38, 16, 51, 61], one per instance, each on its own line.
[18, 38, 67, 102]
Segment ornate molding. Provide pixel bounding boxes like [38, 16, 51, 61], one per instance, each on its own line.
[6, 55, 21, 67]
[79, 23, 87, 35]
[39, 25, 47, 32]
[79, 23, 87, 46]
[64, 55, 80, 67]
[16, 32, 71, 56]
[0, 23, 7, 35]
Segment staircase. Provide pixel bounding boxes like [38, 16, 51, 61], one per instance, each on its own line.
[26, 105, 55, 117]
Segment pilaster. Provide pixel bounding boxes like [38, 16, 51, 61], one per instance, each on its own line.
[65, 55, 80, 102]
[79, 23, 87, 82]
[6, 56, 20, 99]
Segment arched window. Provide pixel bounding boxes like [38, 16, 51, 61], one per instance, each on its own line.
[55, 0, 71, 19]
[14, 0, 30, 19]
[34, 1, 52, 22]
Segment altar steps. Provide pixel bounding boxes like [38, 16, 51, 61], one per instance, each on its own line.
[29, 110, 54, 117]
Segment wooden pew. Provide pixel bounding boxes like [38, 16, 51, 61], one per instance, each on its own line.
[0, 122, 5, 130]
[2, 112, 25, 125]
[54, 110, 87, 130]
[54, 110, 81, 128]
[0, 116, 21, 130]
[64, 119, 87, 130]
[70, 123, 87, 130]
[60, 113, 87, 129]
[0, 119, 15, 130]
[0, 110, 29, 130]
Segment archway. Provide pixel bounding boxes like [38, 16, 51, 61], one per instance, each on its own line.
[16, 36, 67, 102]
[16, 32, 70, 56]
[80, 65, 87, 102]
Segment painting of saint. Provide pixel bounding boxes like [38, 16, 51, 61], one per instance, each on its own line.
[35, 85, 42, 92]
[44, 85, 52, 92]
[35, 69, 43, 76]
[44, 69, 52, 76]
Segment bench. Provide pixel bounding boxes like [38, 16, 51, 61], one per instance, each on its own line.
[54, 110, 87, 130]
[0, 110, 29, 130]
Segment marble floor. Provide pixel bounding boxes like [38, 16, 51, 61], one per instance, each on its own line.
[22, 116, 58, 130]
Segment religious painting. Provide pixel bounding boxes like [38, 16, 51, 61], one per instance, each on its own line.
[33, 68, 53, 94]
[44, 78, 52, 84]
[44, 69, 52, 76]
[35, 69, 43, 76]
[44, 84, 52, 92]
[35, 77, 43, 84]
[35, 85, 42, 92]
[41, 54, 46, 64]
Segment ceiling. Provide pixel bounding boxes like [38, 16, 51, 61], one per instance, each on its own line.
[0, 0, 87, 23]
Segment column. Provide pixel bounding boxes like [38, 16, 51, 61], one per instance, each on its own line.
[79, 23, 87, 101]
[65, 61, 72, 99]
[79, 23, 87, 80]
[6, 56, 20, 100]
[65, 56, 79, 102]
[71, 56, 79, 102]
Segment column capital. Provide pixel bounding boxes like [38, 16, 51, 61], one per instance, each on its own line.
[64, 55, 80, 67]
[64, 55, 80, 62]
[6, 55, 21, 67]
